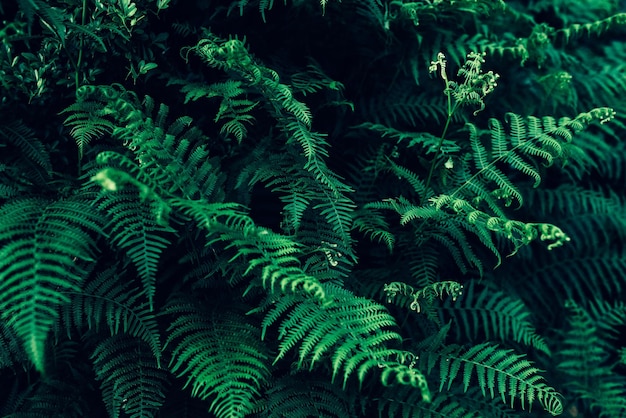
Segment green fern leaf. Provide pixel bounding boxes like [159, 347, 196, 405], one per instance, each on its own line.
[352, 208, 395, 252]
[0, 119, 52, 174]
[92, 334, 169, 418]
[62, 99, 115, 160]
[267, 284, 405, 389]
[436, 343, 563, 415]
[58, 267, 162, 366]
[443, 281, 551, 355]
[170, 197, 327, 302]
[95, 189, 176, 309]
[262, 375, 352, 418]
[0, 198, 102, 373]
[165, 300, 271, 418]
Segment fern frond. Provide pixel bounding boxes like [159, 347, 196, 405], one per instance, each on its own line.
[290, 60, 346, 96]
[170, 79, 258, 143]
[164, 299, 271, 418]
[62, 97, 116, 160]
[266, 284, 407, 389]
[0, 375, 88, 417]
[95, 189, 176, 309]
[69, 85, 226, 202]
[433, 343, 563, 415]
[169, 198, 327, 302]
[91, 334, 169, 418]
[385, 280, 463, 316]
[360, 89, 449, 127]
[0, 119, 52, 174]
[557, 13, 626, 43]
[57, 267, 162, 366]
[190, 35, 355, 254]
[0, 197, 102, 373]
[459, 108, 615, 208]
[556, 299, 626, 417]
[262, 375, 353, 418]
[352, 208, 395, 252]
[442, 281, 551, 355]
[0, 320, 26, 370]
[557, 300, 607, 378]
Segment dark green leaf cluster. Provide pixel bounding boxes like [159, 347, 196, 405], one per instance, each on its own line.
[1, 0, 626, 417]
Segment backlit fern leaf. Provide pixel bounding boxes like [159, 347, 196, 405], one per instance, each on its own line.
[62, 97, 116, 160]
[460, 109, 615, 208]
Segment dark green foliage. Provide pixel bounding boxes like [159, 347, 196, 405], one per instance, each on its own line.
[164, 299, 271, 418]
[261, 375, 354, 417]
[57, 267, 162, 364]
[0, 197, 103, 373]
[91, 334, 169, 418]
[1, 0, 626, 417]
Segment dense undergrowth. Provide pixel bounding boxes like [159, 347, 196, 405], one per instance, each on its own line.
[1, 0, 626, 417]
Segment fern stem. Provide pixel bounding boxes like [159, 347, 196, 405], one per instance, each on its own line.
[421, 89, 457, 204]
[75, 0, 87, 91]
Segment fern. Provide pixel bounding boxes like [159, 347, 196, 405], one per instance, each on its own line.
[556, 300, 626, 417]
[0, 119, 52, 174]
[61, 95, 116, 160]
[94, 188, 176, 309]
[91, 334, 169, 418]
[356, 122, 460, 156]
[458, 109, 615, 209]
[0, 375, 88, 417]
[352, 208, 395, 252]
[3, 0, 626, 416]
[385, 280, 463, 316]
[557, 12, 626, 43]
[168, 78, 258, 143]
[0, 320, 25, 371]
[65, 84, 226, 202]
[262, 284, 432, 400]
[169, 197, 328, 302]
[261, 375, 353, 418]
[441, 281, 551, 355]
[0, 197, 103, 373]
[426, 343, 563, 415]
[164, 298, 271, 418]
[57, 267, 162, 366]
[290, 60, 346, 96]
[188, 35, 356, 255]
